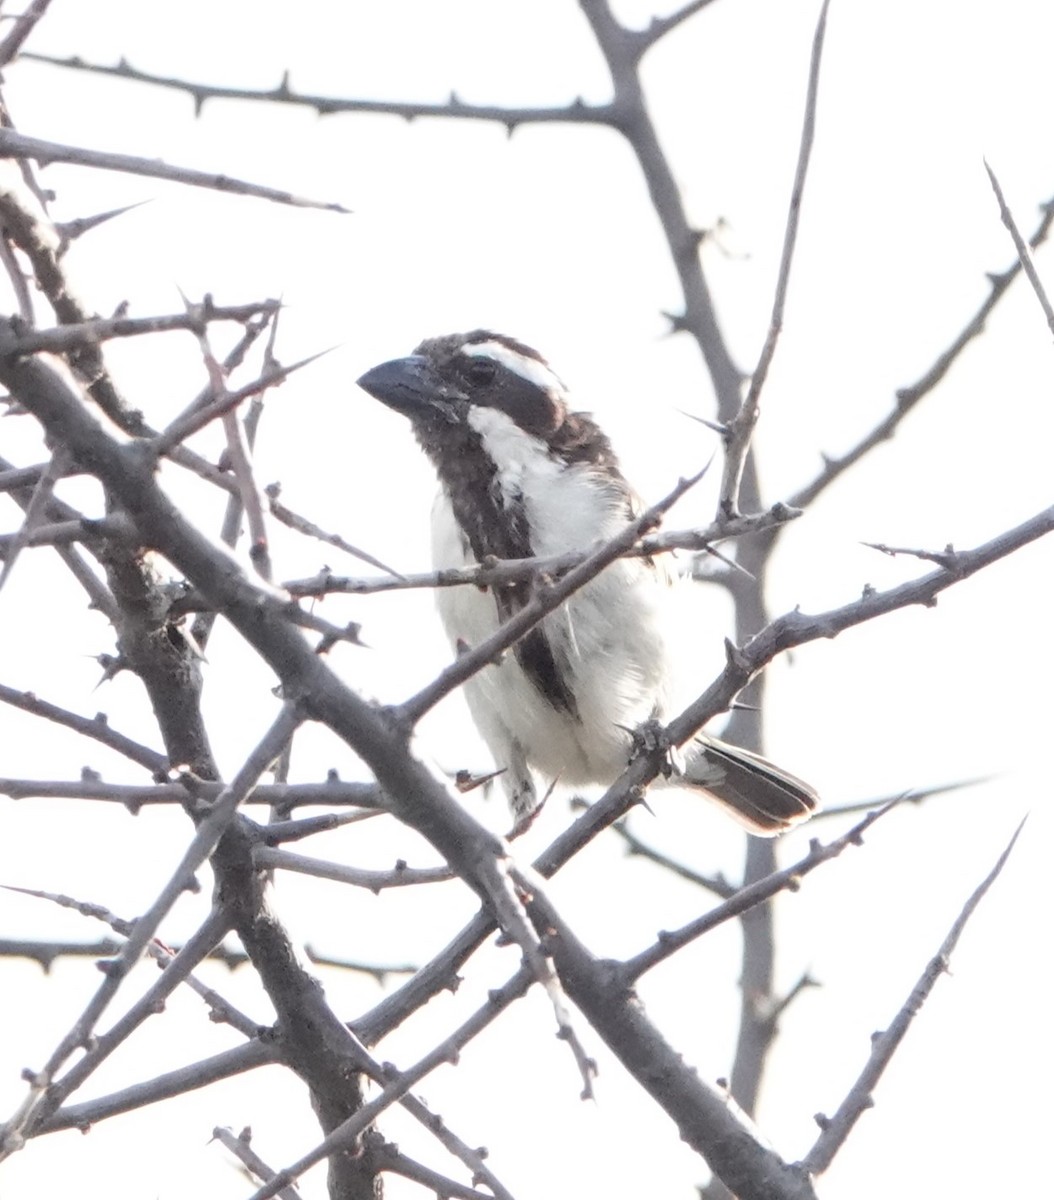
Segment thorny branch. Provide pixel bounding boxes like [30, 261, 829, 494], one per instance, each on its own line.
[0, 126, 349, 211]
[1, 4, 1046, 1197]
[790, 192, 1054, 510]
[802, 820, 1025, 1173]
[718, 0, 830, 516]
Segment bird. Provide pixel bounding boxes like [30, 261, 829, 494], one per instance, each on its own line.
[357, 330, 818, 835]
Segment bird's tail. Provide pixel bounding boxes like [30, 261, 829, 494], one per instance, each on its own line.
[681, 735, 819, 835]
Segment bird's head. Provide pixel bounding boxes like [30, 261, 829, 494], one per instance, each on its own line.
[356, 330, 571, 443]
[357, 329, 625, 504]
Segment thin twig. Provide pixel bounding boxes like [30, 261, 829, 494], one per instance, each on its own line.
[860, 539, 959, 569]
[21, 52, 615, 131]
[2, 886, 262, 1038]
[0, 906, 233, 1155]
[275, 502, 800, 599]
[266, 486, 404, 579]
[0, 302, 280, 355]
[791, 193, 1054, 510]
[39, 1042, 282, 1134]
[623, 802, 897, 981]
[0, 513, 137, 552]
[808, 776, 991, 822]
[243, 966, 535, 1200]
[212, 1128, 304, 1200]
[0, 127, 350, 212]
[372, 1143, 505, 1200]
[0, 777, 383, 810]
[718, 0, 830, 516]
[0, 683, 167, 773]
[0, 704, 302, 1153]
[802, 819, 1026, 1175]
[254, 846, 453, 891]
[151, 349, 330, 454]
[181, 303, 274, 581]
[0, 0, 52, 68]
[985, 160, 1054, 338]
[611, 820, 737, 898]
[0, 443, 71, 593]
[639, 0, 721, 53]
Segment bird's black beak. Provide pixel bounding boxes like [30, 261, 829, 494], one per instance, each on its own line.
[357, 354, 463, 423]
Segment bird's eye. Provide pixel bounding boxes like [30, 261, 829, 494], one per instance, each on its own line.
[465, 357, 498, 386]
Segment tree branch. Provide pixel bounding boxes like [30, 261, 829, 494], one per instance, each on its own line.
[802, 820, 1025, 1175]
[0, 126, 350, 212]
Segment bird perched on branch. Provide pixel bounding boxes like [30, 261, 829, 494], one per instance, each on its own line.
[357, 331, 817, 834]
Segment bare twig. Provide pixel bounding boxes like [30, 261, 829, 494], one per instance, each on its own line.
[985, 160, 1054, 337]
[244, 965, 535, 1200]
[0, 452, 120, 622]
[0, 443, 71, 593]
[639, 0, 721, 53]
[666, 504, 1054, 752]
[0, 777, 383, 810]
[808, 777, 991, 822]
[39, 1042, 281, 1134]
[0, 905, 233, 1155]
[252, 807, 384, 843]
[0, 683, 167, 773]
[181, 305, 273, 580]
[521, 865, 818, 1200]
[2, 885, 262, 1037]
[212, 1128, 304, 1200]
[0, 127, 350, 212]
[802, 820, 1026, 1175]
[611, 820, 737, 899]
[0, 934, 413, 981]
[0, 0, 52, 67]
[0, 704, 301, 1154]
[372, 1143, 505, 1200]
[791, 193, 1054, 510]
[718, 0, 830, 517]
[277, 502, 800, 599]
[254, 846, 454, 891]
[0, 513, 137, 552]
[623, 803, 897, 982]
[0, 231, 33, 319]
[860, 539, 959, 568]
[151, 348, 329, 454]
[22, 52, 614, 131]
[266, 485, 404, 579]
[0, 301, 280, 355]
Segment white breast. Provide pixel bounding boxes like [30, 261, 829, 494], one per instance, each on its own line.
[432, 408, 674, 788]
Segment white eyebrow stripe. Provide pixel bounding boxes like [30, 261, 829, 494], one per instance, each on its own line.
[463, 340, 565, 393]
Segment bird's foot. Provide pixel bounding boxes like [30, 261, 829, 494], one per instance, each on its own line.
[506, 774, 555, 840]
[627, 718, 684, 779]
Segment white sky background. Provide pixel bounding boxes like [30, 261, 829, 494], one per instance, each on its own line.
[0, 1, 1052, 1197]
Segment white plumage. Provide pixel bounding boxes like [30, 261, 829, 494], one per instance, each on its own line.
[357, 330, 818, 833]
[433, 407, 673, 810]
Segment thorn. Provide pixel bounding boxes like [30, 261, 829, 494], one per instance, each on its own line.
[701, 542, 754, 578]
[723, 637, 751, 674]
[660, 309, 689, 335]
[54, 201, 150, 249]
[454, 766, 506, 794]
[675, 407, 730, 437]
